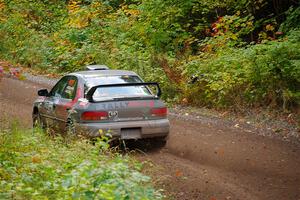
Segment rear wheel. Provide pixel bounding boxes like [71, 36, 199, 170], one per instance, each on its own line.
[144, 136, 167, 150]
[153, 136, 167, 148]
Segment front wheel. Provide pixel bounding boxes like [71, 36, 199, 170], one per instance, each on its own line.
[66, 118, 76, 138]
[32, 112, 44, 129]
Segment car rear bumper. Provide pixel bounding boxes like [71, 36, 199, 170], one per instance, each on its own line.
[74, 118, 170, 139]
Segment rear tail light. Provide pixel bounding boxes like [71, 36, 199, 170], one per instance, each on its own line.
[81, 111, 108, 120]
[151, 107, 167, 117]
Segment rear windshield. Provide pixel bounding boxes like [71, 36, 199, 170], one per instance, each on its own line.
[85, 75, 152, 99]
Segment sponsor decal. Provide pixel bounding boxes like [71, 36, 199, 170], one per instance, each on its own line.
[96, 100, 155, 110]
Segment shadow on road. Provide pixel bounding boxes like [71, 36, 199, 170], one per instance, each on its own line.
[111, 139, 166, 155]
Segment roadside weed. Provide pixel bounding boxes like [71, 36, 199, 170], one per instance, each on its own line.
[0, 126, 163, 199]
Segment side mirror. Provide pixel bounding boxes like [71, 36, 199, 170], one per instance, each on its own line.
[38, 89, 49, 96]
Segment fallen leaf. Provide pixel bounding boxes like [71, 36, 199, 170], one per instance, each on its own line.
[175, 170, 183, 177]
[32, 156, 41, 163]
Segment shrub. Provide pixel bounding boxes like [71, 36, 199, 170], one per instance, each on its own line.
[0, 127, 163, 199]
[184, 29, 300, 109]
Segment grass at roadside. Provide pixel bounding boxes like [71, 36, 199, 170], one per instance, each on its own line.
[0, 124, 164, 200]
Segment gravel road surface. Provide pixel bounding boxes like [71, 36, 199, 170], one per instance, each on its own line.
[1, 76, 300, 200]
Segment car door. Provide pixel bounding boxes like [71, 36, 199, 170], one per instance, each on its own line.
[39, 76, 69, 130]
[54, 76, 78, 131]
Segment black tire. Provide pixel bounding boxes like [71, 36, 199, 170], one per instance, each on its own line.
[154, 137, 167, 148]
[148, 136, 167, 149]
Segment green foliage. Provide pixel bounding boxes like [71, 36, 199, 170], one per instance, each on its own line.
[184, 29, 300, 109]
[0, 127, 163, 199]
[0, 0, 299, 110]
[204, 13, 255, 49]
[3, 0, 67, 33]
[279, 6, 300, 33]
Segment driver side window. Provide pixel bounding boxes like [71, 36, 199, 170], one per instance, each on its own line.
[49, 77, 69, 98]
[61, 77, 77, 99]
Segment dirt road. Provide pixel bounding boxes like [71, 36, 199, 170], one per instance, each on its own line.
[1, 76, 300, 200]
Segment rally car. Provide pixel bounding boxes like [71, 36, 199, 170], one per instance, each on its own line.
[32, 65, 169, 144]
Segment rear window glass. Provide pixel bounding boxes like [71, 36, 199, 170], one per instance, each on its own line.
[85, 75, 152, 99]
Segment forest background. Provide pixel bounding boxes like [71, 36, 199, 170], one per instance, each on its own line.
[0, 0, 299, 112]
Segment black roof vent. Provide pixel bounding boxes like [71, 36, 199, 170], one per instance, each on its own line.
[86, 65, 109, 70]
